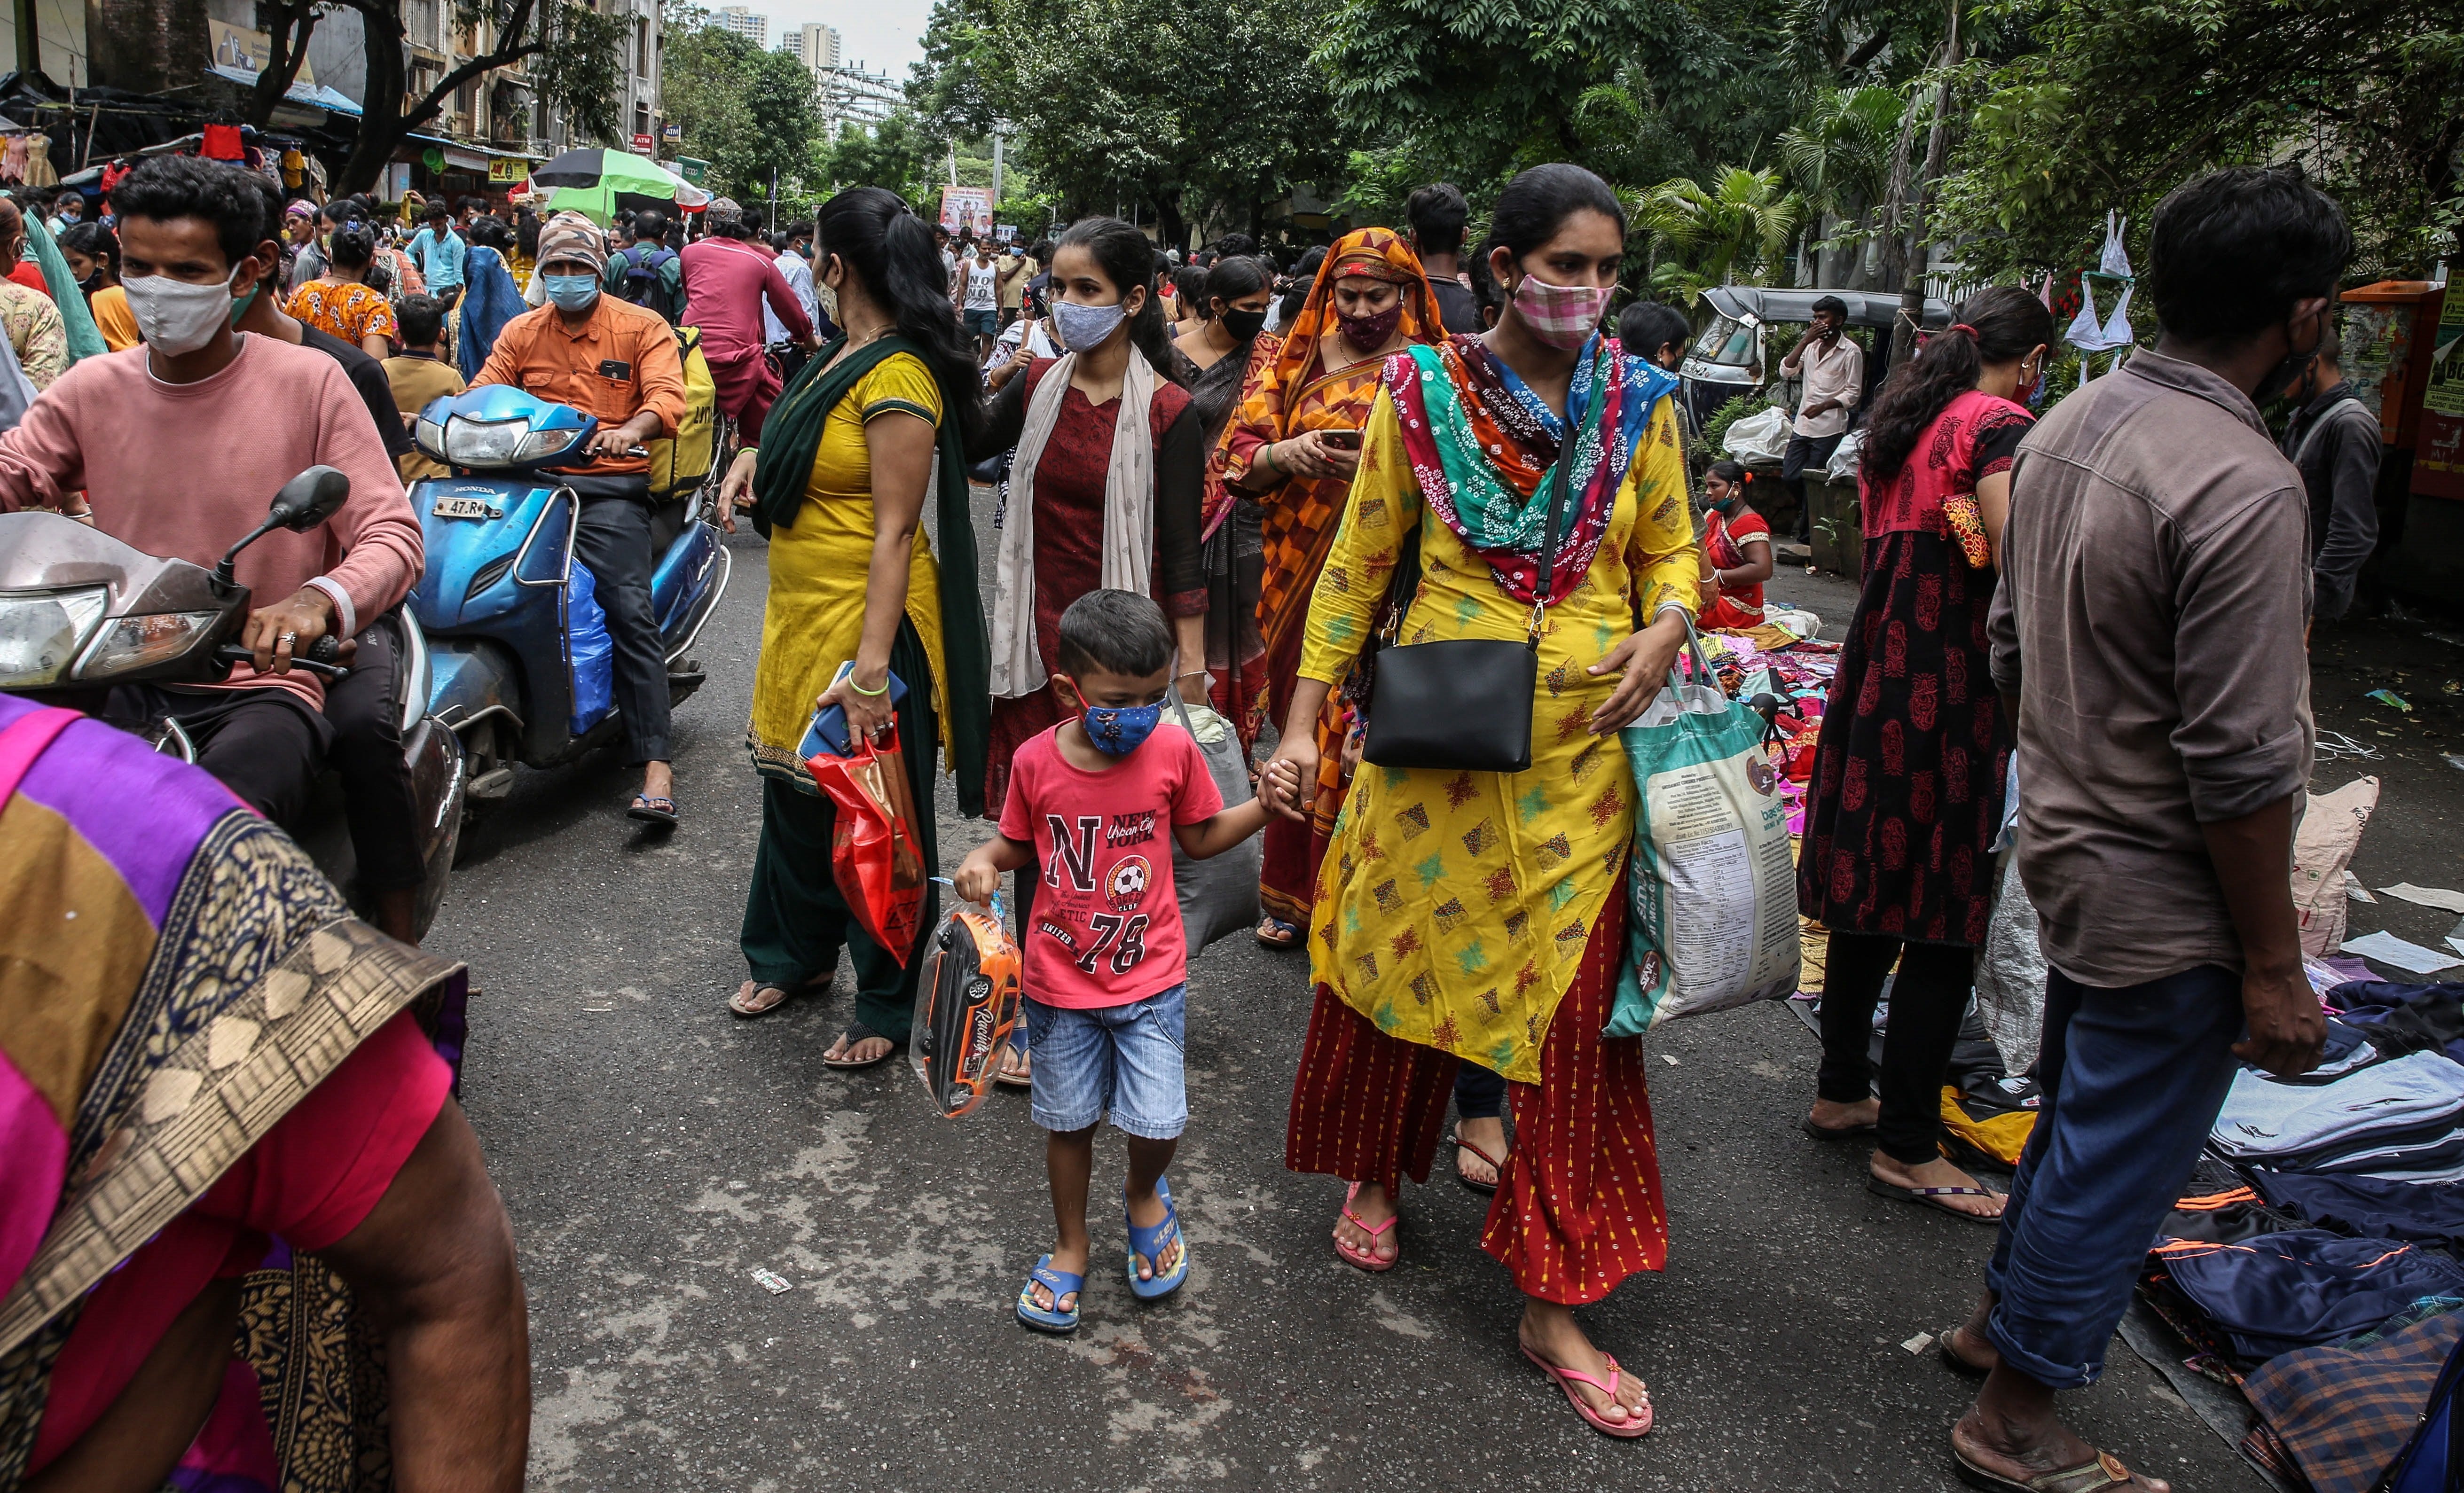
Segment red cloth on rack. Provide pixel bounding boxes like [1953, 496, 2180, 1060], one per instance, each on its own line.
[202, 124, 245, 161]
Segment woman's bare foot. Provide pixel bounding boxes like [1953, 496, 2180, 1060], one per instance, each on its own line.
[1520, 1301, 1650, 1426]
[997, 1043, 1030, 1085]
[729, 980, 791, 1016]
[1808, 1095, 1879, 1132]
[1872, 1152, 2005, 1219]
[1455, 1116, 1507, 1188]
[1334, 1181, 1399, 1266]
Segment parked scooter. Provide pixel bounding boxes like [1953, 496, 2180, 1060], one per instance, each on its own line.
[0, 468, 464, 937]
[404, 384, 729, 817]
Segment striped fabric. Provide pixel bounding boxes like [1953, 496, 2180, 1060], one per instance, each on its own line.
[1285, 890, 1668, 1304]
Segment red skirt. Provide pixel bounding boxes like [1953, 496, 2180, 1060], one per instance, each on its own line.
[1284, 887, 1668, 1304]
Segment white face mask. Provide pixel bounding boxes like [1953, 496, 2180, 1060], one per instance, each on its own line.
[123, 265, 247, 357]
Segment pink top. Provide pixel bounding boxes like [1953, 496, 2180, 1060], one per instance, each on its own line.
[680, 237, 813, 365]
[997, 723, 1222, 1008]
[0, 336, 423, 710]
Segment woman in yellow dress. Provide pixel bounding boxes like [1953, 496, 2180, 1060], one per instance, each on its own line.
[1266, 164, 1698, 1438]
[712, 187, 991, 1067]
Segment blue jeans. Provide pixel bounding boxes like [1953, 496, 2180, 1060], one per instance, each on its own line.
[1984, 962, 2246, 1389]
[1024, 985, 1188, 1140]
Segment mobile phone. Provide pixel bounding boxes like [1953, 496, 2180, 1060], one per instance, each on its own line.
[1321, 428, 1363, 452]
[799, 661, 909, 758]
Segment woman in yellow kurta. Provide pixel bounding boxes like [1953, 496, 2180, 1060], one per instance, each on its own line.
[1267, 165, 1697, 1440]
[714, 187, 992, 1067]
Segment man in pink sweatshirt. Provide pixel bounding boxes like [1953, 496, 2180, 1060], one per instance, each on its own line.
[679, 197, 816, 442]
[0, 154, 421, 837]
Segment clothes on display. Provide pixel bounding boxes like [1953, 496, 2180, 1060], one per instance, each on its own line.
[2152, 1232, 2464, 1362]
[2242, 1308, 2464, 1493]
[2210, 1051, 2464, 1177]
[2331, 981, 2464, 1067]
[2252, 1171, 2464, 1247]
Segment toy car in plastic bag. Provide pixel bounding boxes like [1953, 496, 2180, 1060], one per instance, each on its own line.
[910, 897, 1022, 1118]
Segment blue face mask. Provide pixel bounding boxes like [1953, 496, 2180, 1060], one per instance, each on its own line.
[543, 274, 600, 313]
[1080, 700, 1164, 757]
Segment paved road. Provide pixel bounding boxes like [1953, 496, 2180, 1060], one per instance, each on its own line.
[437, 515, 2341, 1490]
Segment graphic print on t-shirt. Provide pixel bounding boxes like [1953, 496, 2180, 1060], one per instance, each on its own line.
[1040, 814, 1157, 977]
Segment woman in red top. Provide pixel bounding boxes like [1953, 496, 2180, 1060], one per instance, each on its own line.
[973, 216, 1205, 1082]
[1695, 458, 1774, 630]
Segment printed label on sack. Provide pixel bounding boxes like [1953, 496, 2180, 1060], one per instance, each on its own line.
[1640, 746, 1798, 1009]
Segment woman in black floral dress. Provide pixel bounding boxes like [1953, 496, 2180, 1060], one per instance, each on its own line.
[1797, 287, 2055, 1221]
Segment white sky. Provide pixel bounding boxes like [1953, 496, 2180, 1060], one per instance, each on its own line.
[749, 0, 935, 81]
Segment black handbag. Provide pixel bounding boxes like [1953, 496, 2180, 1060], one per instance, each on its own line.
[1360, 452, 1573, 774]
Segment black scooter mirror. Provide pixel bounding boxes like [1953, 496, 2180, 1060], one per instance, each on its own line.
[268, 466, 351, 531]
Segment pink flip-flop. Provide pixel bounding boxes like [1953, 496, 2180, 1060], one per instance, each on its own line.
[1332, 1181, 1398, 1272]
[1521, 1344, 1654, 1438]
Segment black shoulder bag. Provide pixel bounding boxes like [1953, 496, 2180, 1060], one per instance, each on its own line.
[1360, 453, 1573, 774]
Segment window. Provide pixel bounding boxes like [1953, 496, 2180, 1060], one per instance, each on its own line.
[633, 102, 650, 139]
[635, 17, 650, 77]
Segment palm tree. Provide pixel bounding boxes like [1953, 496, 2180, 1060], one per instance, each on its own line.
[1780, 86, 1907, 287]
[1637, 167, 1808, 302]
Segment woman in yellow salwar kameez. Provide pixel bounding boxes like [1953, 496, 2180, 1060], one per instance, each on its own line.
[1267, 165, 1699, 1440]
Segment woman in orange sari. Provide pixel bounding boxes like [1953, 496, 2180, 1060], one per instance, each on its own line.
[1215, 227, 1441, 946]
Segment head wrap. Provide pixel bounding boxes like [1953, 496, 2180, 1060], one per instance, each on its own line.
[534, 210, 607, 275]
[1258, 226, 1442, 441]
[1329, 246, 1415, 284]
[284, 198, 316, 221]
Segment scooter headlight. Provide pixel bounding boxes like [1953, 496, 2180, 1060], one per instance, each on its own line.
[441, 416, 531, 466]
[0, 586, 108, 688]
[74, 610, 221, 680]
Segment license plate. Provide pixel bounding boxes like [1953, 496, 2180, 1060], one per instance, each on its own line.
[432, 495, 499, 520]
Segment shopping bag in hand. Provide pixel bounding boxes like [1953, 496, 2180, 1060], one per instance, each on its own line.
[1606, 618, 1801, 1034]
[910, 894, 1023, 1118]
[806, 723, 927, 965]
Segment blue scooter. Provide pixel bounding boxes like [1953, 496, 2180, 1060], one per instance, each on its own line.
[404, 385, 730, 818]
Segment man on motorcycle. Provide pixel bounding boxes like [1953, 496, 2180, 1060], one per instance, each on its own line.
[0, 155, 422, 845]
[470, 211, 690, 825]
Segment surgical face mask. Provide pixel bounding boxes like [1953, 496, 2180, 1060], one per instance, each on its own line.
[123, 264, 248, 356]
[543, 274, 601, 313]
[1052, 297, 1127, 352]
[1079, 697, 1164, 757]
[1512, 272, 1614, 351]
[1220, 307, 1268, 342]
[1337, 302, 1403, 350]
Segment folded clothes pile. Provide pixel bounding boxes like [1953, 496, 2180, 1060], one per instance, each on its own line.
[2253, 1171, 2464, 1247]
[2211, 1051, 2464, 1178]
[2330, 981, 2464, 1067]
[2242, 1307, 2464, 1493]
[2152, 1233, 2464, 1361]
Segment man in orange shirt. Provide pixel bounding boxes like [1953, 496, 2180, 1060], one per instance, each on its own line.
[471, 211, 690, 825]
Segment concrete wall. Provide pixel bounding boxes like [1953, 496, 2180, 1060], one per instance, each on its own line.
[1, 0, 90, 86]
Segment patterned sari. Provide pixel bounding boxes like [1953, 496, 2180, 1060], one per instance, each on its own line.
[0, 694, 465, 1490]
[1215, 227, 1442, 924]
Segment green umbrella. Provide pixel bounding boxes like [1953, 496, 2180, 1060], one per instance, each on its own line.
[530, 147, 710, 226]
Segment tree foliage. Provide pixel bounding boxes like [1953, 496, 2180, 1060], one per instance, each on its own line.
[1640, 166, 1808, 301]
[813, 109, 942, 210]
[663, 5, 825, 200]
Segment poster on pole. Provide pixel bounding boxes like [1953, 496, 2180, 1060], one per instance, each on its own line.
[938, 187, 993, 238]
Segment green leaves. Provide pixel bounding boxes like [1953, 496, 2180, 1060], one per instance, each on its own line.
[1639, 166, 1807, 299]
[663, 7, 823, 200]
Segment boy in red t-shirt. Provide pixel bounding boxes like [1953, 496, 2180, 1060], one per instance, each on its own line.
[957, 590, 1294, 1334]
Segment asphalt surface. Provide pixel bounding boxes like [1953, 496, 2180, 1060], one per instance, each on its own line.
[437, 503, 2459, 1491]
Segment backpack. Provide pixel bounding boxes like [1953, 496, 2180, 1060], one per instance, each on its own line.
[619, 246, 683, 325]
[645, 323, 717, 499]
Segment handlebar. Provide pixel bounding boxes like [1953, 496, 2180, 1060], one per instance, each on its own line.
[215, 637, 351, 681]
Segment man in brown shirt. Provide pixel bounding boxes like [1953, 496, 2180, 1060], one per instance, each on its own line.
[473, 211, 689, 824]
[1941, 168, 2342, 1493]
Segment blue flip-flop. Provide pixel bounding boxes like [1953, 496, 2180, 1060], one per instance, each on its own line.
[1124, 1176, 1189, 1300]
[1016, 1254, 1083, 1334]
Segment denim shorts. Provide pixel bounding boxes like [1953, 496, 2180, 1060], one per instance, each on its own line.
[964, 307, 999, 337]
[1025, 984, 1187, 1139]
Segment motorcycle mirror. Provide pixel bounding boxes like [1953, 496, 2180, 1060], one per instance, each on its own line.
[268, 467, 351, 532]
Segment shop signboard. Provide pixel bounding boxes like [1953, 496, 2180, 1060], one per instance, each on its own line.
[2414, 289, 2464, 501]
[663, 123, 683, 141]
[674, 157, 709, 186]
[488, 158, 527, 185]
[938, 186, 992, 237]
[631, 133, 656, 155]
[209, 20, 314, 85]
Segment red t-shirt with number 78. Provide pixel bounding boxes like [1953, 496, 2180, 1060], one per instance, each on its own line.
[997, 722, 1223, 1009]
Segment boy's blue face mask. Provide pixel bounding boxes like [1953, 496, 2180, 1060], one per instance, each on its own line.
[1081, 700, 1163, 757]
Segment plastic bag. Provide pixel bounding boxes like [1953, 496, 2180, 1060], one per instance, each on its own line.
[1823, 429, 1863, 482]
[1169, 692, 1259, 954]
[1722, 406, 1791, 465]
[2292, 776, 2380, 959]
[910, 894, 1023, 1118]
[567, 562, 614, 734]
[806, 724, 928, 965]
[1606, 620, 1800, 1034]
[1974, 852, 2049, 1075]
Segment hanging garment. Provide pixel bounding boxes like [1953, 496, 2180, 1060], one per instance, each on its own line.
[20, 134, 53, 188]
[2098, 283, 2134, 349]
[2098, 211, 2134, 279]
[201, 124, 244, 161]
[2064, 276, 2104, 350]
[2154, 1232, 2464, 1361]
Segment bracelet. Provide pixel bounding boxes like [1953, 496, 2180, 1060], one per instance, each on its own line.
[1254, 441, 1278, 478]
[846, 673, 889, 697]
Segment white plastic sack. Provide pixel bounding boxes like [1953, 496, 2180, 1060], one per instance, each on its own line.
[1722, 406, 1792, 465]
[1824, 429, 1863, 482]
[1606, 625, 1800, 1033]
[2293, 777, 2380, 959]
[1169, 694, 1260, 955]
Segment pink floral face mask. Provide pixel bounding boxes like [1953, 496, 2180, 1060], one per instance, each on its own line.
[1511, 273, 1614, 351]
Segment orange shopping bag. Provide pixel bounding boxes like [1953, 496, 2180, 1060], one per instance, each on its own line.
[806, 723, 927, 963]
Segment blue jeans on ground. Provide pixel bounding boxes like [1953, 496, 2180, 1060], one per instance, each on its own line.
[1984, 962, 2246, 1389]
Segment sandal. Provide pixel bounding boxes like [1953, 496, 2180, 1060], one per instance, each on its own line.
[1450, 1128, 1507, 1195]
[994, 1035, 1031, 1089]
[1124, 1176, 1189, 1300]
[1332, 1181, 1398, 1272]
[1802, 1113, 1879, 1141]
[627, 793, 679, 827]
[1952, 1447, 2151, 1492]
[823, 1022, 901, 1069]
[729, 980, 792, 1018]
[1868, 1176, 2006, 1223]
[1255, 915, 1302, 949]
[1520, 1343, 1653, 1439]
[1015, 1254, 1083, 1335]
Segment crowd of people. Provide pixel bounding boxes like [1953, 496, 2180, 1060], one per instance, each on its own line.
[0, 139, 2357, 1493]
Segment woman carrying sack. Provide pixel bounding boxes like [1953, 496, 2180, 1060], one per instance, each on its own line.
[972, 215, 1206, 1083]
[1795, 286, 2052, 1226]
[714, 187, 992, 1068]
[1263, 164, 1699, 1439]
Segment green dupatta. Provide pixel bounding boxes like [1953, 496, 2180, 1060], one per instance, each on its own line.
[748, 333, 991, 818]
